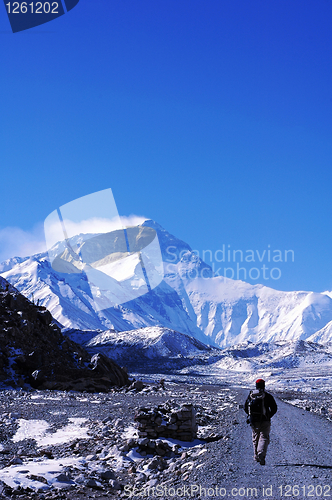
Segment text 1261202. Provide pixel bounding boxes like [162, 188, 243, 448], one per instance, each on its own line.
[5, 2, 59, 14]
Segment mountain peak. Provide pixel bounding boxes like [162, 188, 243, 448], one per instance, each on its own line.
[2, 220, 332, 347]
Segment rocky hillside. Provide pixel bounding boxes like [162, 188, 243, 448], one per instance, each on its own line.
[0, 277, 128, 392]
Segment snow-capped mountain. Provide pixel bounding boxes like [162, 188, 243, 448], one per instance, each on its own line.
[214, 339, 332, 372]
[66, 324, 332, 392]
[0, 221, 208, 344]
[66, 326, 221, 372]
[178, 339, 332, 392]
[179, 278, 332, 346]
[2, 219, 332, 347]
[209, 339, 332, 392]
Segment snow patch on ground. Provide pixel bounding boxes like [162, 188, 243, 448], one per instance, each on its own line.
[12, 418, 89, 447]
[0, 456, 84, 492]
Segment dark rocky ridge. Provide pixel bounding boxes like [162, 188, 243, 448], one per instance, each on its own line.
[0, 277, 128, 392]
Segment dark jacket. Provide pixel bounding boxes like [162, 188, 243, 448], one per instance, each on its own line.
[244, 390, 277, 422]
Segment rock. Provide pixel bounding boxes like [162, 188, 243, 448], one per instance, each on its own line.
[114, 418, 124, 427]
[146, 478, 158, 488]
[138, 438, 149, 446]
[37, 309, 52, 326]
[30, 369, 45, 388]
[147, 456, 168, 470]
[155, 446, 166, 456]
[89, 353, 129, 387]
[129, 380, 144, 391]
[167, 423, 178, 430]
[52, 481, 73, 490]
[9, 412, 20, 420]
[119, 443, 129, 451]
[39, 449, 53, 459]
[126, 438, 136, 448]
[100, 470, 116, 480]
[136, 473, 147, 482]
[74, 474, 86, 484]
[147, 457, 160, 470]
[99, 448, 110, 458]
[86, 478, 103, 489]
[54, 473, 72, 483]
[204, 432, 224, 443]
[109, 479, 121, 490]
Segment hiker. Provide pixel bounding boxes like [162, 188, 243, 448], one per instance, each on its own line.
[244, 378, 277, 465]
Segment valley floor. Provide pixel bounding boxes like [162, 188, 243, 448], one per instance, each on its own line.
[0, 382, 331, 499]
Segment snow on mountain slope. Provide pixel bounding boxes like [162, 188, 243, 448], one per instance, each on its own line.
[0, 253, 205, 340]
[64, 326, 224, 375]
[216, 339, 332, 371]
[65, 323, 332, 392]
[180, 339, 332, 392]
[67, 326, 219, 364]
[2, 219, 332, 347]
[0, 221, 207, 343]
[177, 277, 332, 347]
[306, 317, 332, 344]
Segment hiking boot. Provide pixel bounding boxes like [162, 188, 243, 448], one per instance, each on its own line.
[259, 455, 266, 465]
[254, 456, 260, 462]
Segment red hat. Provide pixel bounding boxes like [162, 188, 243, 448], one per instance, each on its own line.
[256, 379, 265, 389]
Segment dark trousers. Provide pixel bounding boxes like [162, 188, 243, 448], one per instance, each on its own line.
[251, 420, 271, 459]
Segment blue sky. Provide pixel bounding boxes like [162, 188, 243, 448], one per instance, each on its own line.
[0, 0, 332, 292]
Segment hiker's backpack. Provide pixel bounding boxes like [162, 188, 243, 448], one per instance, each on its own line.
[248, 389, 266, 423]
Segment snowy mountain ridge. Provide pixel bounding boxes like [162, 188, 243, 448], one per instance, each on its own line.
[2, 219, 332, 347]
[66, 326, 220, 372]
[65, 325, 332, 392]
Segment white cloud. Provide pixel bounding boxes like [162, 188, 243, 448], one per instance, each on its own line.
[119, 214, 148, 228]
[44, 214, 147, 249]
[0, 224, 47, 264]
[0, 215, 148, 264]
[62, 214, 147, 238]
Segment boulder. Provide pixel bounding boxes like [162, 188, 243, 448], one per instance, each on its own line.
[89, 353, 129, 387]
[30, 369, 45, 388]
[129, 380, 145, 391]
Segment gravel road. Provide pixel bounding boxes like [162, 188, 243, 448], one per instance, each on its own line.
[0, 384, 331, 499]
[186, 389, 332, 499]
